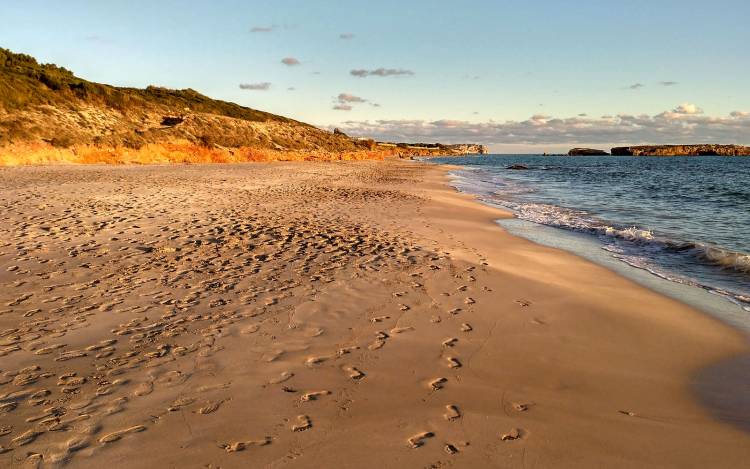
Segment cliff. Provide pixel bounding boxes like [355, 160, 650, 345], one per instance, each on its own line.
[611, 145, 750, 156]
[374, 141, 488, 156]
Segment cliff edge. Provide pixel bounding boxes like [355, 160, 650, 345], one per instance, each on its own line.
[611, 144, 750, 156]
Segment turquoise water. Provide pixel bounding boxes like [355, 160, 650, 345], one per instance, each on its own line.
[432, 155, 750, 316]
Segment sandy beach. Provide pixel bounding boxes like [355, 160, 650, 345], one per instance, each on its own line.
[1, 160, 748, 468]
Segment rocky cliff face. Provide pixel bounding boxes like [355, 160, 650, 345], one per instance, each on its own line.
[376, 142, 488, 156]
[442, 144, 489, 155]
[611, 145, 750, 156]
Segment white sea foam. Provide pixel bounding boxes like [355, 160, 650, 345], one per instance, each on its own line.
[447, 168, 750, 309]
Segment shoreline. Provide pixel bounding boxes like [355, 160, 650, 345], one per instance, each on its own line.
[0, 160, 748, 467]
[433, 157, 750, 327]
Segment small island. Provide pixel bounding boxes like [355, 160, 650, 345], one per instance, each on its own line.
[568, 148, 609, 156]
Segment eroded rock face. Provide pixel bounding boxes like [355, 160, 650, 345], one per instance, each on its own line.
[610, 145, 750, 156]
[568, 148, 609, 156]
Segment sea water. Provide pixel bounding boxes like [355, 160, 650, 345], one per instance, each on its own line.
[431, 154, 750, 331]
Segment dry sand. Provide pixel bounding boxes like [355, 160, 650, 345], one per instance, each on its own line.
[0, 160, 748, 468]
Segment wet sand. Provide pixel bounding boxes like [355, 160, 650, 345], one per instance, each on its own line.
[0, 160, 748, 468]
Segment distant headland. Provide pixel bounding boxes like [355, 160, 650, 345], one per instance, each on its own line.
[568, 144, 750, 156]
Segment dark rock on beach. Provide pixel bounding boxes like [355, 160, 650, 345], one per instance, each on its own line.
[507, 164, 529, 170]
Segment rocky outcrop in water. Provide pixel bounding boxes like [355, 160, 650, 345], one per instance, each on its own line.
[611, 145, 750, 156]
[568, 148, 609, 156]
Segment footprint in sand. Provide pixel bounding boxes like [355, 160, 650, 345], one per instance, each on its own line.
[98, 425, 146, 444]
[269, 371, 294, 385]
[500, 428, 524, 441]
[221, 437, 271, 453]
[167, 397, 195, 412]
[444, 443, 459, 454]
[133, 381, 154, 397]
[460, 323, 473, 332]
[448, 308, 461, 315]
[442, 337, 458, 347]
[464, 297, 475, 305]
[301, 390, 331, 402]
[515, 299, 532, 307]
[305, 355, 331, 367]
[390, 326, 413, 334]
[444, 405, 461, 421]
[446, 357, 462, 369]
[337, 345, 359, 356]
[11, 429, 42, 447]
[343, 366, 365, 380]
[198, 400, 226, 414]
[430, 315, 442, 324]
[407, 431, 434, 448]
[370, 315, 390, 323]
[513, 403, 530, 412]
[368, 338, 386, 350]
[291, 414, 312, 432]
[428, 377, 447, 390]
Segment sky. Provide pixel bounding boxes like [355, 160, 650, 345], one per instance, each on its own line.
[2, 0, 749, 152]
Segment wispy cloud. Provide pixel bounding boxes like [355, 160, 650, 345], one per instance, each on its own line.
[281, 57, 301, 66]
[627, 83, 645, 90]
[332, 93, 376, 110]
[250, 26, 274, 33]
[350, 68, 414, 78]
[332, 105, 750, 146]
[339, 33, 355, 40]
[659, 81, 679, 86]
[337, 93, 367, 103]
[239, 82, 271, 90]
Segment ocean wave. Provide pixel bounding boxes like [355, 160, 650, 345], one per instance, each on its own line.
[497, 198, 750, 277]
[695, 245, 750, 274]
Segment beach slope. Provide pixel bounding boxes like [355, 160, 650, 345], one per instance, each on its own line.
[0, 160, 747, 468]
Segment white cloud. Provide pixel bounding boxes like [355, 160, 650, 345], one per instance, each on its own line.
[331, 105, 750, 146]
[340, 33, 355, 40]
[672, 103, 704, 115]
[337, 93, 366, 103]
[350, 68, 414, 78]
[333, 104, 352, 111]
[281, 57, 300, 66]
[239, 82, 271, 90]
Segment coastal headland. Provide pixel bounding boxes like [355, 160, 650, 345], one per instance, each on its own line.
[0, 48, 484, 165]
[568, 145, 750, 156]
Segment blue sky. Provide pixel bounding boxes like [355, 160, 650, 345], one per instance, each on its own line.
[2, 0, 749, 151]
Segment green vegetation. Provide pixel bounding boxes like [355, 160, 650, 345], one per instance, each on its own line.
[0, 47, 288, 124]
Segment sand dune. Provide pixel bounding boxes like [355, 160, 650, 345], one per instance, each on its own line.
[0, 161, 747, 468]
